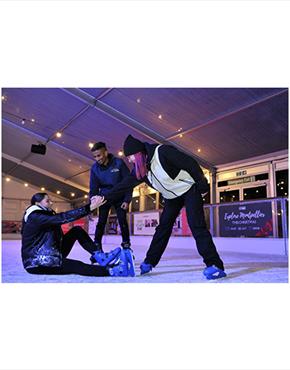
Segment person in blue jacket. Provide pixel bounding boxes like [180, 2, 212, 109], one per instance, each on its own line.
[89, 142, 133, 265]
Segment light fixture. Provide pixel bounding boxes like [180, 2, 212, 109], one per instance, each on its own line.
[68, 159, 72, 162]
[89, 143, 94, 149]
[71, 193, 75, 197]
[84, 195, 88, 199]
[285, 193, 288, 196]
[1, 95, 5, 100]
[177, 127, 182, 132]
[56, 190, 61, 195]
[5, 177, 11, 182]
[256, 190, 259, 193]
[21, 119, 26, 125]
[56, 132, 62, 138]
[179, 134, 183, 138]
[137, 98, 141, 103]
[24, 183, 28, 187]
[41, 187, 45, 191]
[31, 118, 35, 123]
[158, 114, 162, 120]
[197, 148, 201, 153]
[118, 150, 123, 156]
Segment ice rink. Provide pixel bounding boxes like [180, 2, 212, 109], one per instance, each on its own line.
[1, 236, 288, 283]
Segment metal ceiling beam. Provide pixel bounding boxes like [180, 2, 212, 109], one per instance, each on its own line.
[62, 88, 215, 170]
[2, 153, 89, 193]
[166, 88, 288, 141]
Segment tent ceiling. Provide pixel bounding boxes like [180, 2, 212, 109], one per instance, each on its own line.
[2, 88, 288, 201]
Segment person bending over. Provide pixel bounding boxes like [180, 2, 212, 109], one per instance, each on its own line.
[103, 135, 226, 280]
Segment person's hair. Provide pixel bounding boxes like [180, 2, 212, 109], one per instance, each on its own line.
[30, 192, 48, 205]
[91, 142, 107, 152]
[134, 152, 148, 180]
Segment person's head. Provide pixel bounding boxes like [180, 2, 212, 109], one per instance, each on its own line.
[91, 142, 109, 166]
[123, 135, 147, 179]
[30, 193, 52, 209]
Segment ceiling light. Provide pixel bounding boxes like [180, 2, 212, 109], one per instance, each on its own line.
[56, 190, 61, 195]
[71, 193, 75, 197]
[56, 132, 62, 138]
[137, 98, 141, 103]
[2, 95, 7, 102]
[5, 177, 11, 182]
[21, 119, 26, 125]
[24, 183, 28, 187]
[158, 114, 162, 120]
[118, 150, 123, 156]
[84, 195, 88, 199]
[89, 143, 94, 149]
[197, 148, 201, 153]
[179, 134, 183, 138]
[68, 159, 72, 162]
[31, 118, 35, 123]
[41, 187, 45, 191]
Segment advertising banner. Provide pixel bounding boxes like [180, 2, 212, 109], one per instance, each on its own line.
[133, 212, 160, 235]
[219, 202, 273, 237]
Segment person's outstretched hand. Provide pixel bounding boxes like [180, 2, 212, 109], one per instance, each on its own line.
[90, 196, 106, 211]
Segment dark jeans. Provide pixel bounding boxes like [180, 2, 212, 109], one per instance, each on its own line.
[144, 185, 224, 270]
[94, 200, 130, 246]
[26, 226, 109, 277]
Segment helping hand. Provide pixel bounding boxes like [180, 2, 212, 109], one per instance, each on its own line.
[90, 196, 107, 211]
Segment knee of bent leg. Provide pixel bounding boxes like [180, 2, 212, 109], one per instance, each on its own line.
[72, 225, 83, 232]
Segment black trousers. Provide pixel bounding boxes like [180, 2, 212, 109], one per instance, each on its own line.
[144, 185, 224, 270]
[94, 200, 130, 245]
[26, 226, 109, 276]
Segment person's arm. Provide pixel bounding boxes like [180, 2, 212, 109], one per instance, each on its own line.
[119, 159, 133, 203]
[160, 145, 210, 193]
[30, 197, 105, 227]
[89, 167, 100, 198]
[104, 171, 142, 202]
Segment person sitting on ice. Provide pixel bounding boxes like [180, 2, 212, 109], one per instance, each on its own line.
[21, 192, 135, 277]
